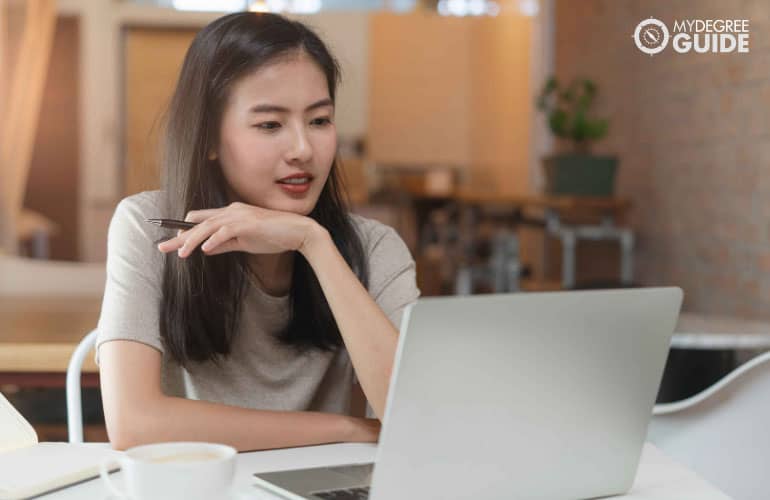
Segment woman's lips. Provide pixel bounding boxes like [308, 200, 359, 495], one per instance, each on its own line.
[276, 177, 312, 194]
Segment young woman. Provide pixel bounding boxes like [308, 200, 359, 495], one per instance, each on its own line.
[97, 12, 420, 451]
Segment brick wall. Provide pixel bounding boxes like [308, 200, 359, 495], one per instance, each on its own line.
[554, 0, 770, 318]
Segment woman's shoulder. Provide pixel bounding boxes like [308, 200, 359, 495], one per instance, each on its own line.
[347, 213, 413, 262]
[348, 212, 398, 246]
[116, 190, 165, 217]
[109, 190, 167, 255]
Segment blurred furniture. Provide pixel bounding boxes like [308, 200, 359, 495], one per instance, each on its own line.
[455, 229, 521, 294]
[0, 255, 104, 386]
[66, 329, 98, 443]
[36, 441, 729, 499]
[649, 350, 770, 500]
[17, 209, 60, 259]
[0, 0, 56, 255]
[460, 193, 633, 291]
[0, 296, 101, 386]
[673, 313, 770, 352]
[400, 182, 633, 293]
[0, 255, 105, 296]
[339, 157, 370, 207]
[658, 313, 770, 403]
[540, 199, 634, 289]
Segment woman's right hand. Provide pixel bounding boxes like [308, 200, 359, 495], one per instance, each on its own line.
[344, 416, 381, 443]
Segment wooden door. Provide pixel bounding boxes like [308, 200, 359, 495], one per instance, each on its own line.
[123, 27, 197, 196]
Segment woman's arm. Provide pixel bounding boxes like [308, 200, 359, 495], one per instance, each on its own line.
[159, 202, 414, 421]
[298, 224, 399, 420]
[99, 340, 380, 451]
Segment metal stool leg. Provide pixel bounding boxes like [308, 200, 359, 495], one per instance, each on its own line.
[455, 267, 473, 295]
[620, 230, 634, 285]
[561, 229, 577, 289]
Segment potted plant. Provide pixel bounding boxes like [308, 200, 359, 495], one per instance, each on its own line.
[536, 76, 617, 196]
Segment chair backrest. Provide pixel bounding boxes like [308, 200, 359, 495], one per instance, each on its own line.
[66, 329, 98, 443]
[647, 350, 770, 500]
[0, 255, 105, 296]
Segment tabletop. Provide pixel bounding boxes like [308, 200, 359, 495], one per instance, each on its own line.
[39, 442, 729, 500]
[0, 296, 100, 374]
[674, 312, 770, 350]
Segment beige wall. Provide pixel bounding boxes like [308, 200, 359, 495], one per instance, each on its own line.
[368, 13, 473, 168]
[368, 12, 533, 196]
[556, 0, 770, 317]
[469, 14, 532, 196]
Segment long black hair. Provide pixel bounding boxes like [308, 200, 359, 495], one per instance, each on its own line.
[159, 12, 368, 366]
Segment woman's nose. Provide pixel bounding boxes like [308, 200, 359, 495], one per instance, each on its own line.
[286, 126, 313, 163]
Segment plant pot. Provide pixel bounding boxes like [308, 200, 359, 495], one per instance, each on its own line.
[542, 154, 618, 196]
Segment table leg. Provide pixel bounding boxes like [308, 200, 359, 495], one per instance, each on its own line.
[620, 230, 635, 285]
[561, 229, 577, 289]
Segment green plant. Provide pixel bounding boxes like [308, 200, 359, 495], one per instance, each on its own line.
[536, 77, 609, 153]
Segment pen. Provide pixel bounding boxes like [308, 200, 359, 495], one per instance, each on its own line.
[145, 218, 198, 230]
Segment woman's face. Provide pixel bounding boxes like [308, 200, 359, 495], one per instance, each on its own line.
[215, 51, 337, 215]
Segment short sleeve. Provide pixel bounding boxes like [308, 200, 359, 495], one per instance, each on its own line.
[95, 194, 166, 363]
[366, 226, 421, 332]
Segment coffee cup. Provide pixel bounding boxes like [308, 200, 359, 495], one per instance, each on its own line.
[99, 441, 237, 500]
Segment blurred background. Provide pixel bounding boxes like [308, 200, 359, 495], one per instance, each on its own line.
[1, 0, 769, 443]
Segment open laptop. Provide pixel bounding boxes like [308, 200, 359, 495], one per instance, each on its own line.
[252, 287, 683, 500]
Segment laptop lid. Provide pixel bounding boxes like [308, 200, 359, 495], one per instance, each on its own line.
[370, 287, 683, 500]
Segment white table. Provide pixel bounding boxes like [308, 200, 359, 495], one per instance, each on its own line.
[40, 442, 729, 499]
[674, 313, 770, 351]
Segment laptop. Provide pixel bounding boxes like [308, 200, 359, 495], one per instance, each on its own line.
[252, 287, 683, 500]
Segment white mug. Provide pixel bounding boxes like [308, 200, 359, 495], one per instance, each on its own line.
[99, 441, 237, 500]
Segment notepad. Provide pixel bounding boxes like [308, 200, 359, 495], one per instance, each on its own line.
[0, 391, 122, 500]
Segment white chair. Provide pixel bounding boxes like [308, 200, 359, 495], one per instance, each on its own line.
[647, 350, 770, 500]
[66, 329, 99, 443]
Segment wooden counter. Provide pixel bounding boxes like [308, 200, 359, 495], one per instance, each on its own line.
[0, 296, 101, 385]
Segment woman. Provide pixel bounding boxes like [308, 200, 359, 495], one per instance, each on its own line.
[97, 12, 420, 451]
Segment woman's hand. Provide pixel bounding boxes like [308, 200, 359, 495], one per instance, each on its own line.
[156, 201, 324, 258]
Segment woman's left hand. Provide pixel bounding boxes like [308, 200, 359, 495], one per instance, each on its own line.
[156, 202, 322, 258]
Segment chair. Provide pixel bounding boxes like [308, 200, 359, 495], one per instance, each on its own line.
[647, 350, 770, 500]
[66, 329, 98, 443]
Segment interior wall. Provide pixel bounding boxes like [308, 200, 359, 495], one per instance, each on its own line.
[555, 0, 770, 317]
[469, 14, 532, 196]
[368, 12, 473, 167]
[368, 11, 534, 198]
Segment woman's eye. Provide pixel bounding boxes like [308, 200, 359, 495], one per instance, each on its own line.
[256, 122, 281, 130]
[311, 117, 332, 126]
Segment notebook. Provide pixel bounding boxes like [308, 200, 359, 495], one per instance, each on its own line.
[0, 391, 121, 500]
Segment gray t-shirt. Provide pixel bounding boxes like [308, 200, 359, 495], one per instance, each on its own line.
[96, 190, 420, 415]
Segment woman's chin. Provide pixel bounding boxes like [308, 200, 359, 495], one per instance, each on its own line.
[266, 197, 317, 216]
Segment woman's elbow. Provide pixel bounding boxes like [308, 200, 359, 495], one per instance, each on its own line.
[105, 407, 161, 450]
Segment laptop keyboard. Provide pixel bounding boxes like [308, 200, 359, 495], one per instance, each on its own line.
[311, 486, 370, 499]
